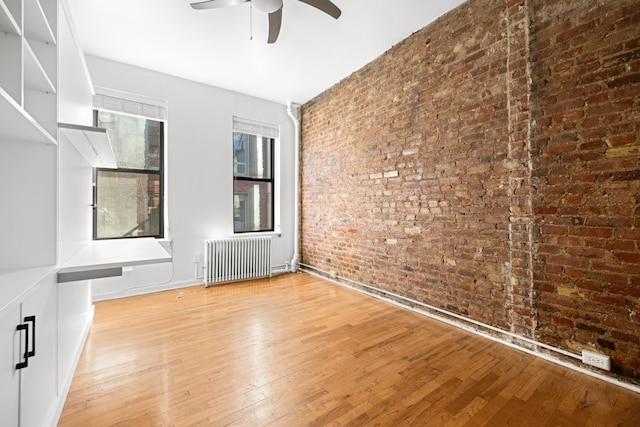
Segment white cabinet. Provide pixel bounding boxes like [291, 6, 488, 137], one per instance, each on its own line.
[0, 270, 93, 427]
[19, 273, 58, 427]
[0, 302, 21, 426]
[0, 270, 58, 427]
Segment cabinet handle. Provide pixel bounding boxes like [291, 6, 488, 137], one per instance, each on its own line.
[24, 316, 36, 358]
[16, 323, 29, 370]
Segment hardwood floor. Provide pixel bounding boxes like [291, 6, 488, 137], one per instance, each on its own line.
[59, 272, 640, 426]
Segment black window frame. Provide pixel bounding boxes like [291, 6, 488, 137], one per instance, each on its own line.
[233, 133, 275, 234]
[92, 109, 165, 240]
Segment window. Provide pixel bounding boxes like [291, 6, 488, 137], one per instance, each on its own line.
[233, 118, 277, 233]
[93, 110, 164, 239]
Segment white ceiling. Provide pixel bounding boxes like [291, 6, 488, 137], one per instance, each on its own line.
[66, 0, 467, 105]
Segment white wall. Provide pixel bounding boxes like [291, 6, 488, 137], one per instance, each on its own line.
[84, 56, 297, 299]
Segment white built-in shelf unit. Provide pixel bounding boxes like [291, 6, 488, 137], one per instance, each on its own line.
[0, 0, 57, 145]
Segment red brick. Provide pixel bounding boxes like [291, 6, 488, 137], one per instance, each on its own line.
[611, 330, 640, 344]
[614, 252, 640, 264]
[568, 227, 613, 238]
[606, 134, 637, 147]
[541, 225, 568, 235]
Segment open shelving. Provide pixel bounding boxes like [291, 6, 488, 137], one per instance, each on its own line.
[0, 86, 57, 144]
[0, 0, 21, 35]
[0, 0, 57, 145]
[23, 0, 56, 44]
[1, 0, 58, 273]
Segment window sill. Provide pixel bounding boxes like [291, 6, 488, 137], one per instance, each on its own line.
[233, 231, 282, 238]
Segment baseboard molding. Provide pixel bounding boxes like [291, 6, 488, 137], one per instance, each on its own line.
[92, 279, 202, 302]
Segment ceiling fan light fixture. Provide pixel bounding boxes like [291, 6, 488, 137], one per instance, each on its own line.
[253, 0, 283, 13]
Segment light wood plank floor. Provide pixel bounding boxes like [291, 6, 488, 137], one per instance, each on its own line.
[59, 272, 640, 426]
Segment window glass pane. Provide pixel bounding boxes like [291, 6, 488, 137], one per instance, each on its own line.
[96, 171, 161, 238]
[233, 181, 273, 232]
[233, 132, 271, 179]
[97, 111, 162, 170]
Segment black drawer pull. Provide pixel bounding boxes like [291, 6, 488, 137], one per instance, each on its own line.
[16, 323, 29, 370]
[24, 316, 36, 358]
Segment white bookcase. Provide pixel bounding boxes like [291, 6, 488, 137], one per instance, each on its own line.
[0, 0, 58, 271]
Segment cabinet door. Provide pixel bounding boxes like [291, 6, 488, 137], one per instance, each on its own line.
[19, 273, 58, 427]
[0, 302, 21, 426]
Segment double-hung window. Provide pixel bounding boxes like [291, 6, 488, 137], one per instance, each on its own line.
[233, 117, 278, 233]
[93, 88, 167, 240]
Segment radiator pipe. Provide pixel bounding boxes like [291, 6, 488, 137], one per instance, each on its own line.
[287, 102, 300, 272]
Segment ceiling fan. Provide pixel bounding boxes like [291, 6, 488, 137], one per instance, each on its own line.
[190, 0, 342, 44]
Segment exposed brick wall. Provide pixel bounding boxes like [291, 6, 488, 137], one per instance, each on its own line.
[300, 0, 640, 382]
[530, 0, 640, 380]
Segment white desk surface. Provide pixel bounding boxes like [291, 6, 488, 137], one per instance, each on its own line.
[59, 238, 172, 273]
[0, 239, 171, 310]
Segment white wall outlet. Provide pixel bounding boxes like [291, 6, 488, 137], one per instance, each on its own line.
[582, 350, 611, 371]
[194, 253, 200, 263]
[329, 270, 338, 279]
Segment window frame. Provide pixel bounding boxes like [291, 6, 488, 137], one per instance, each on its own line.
[233, 132, 275, 234]
[92, 109, 165, 240]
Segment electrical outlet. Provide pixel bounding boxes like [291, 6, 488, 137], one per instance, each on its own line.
[194, 253, 200, 263]
[329, 270, 338, 279]
[582, 350, 611, 371]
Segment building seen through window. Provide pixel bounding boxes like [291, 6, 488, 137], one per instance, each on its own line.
[94, 110, 164, 239]
[233, 131, 274, 233]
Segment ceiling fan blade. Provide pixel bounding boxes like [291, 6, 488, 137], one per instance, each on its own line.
[297, 0, 341, 19]
[267, 7, 283, 44]
[190, 0, 248, 10]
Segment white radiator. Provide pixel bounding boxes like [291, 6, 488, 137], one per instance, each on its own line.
[204, 237, 272, 286]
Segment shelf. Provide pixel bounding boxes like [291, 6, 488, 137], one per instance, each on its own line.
[0, 87, 57, 144]
[0, 0, 21, 35]
[23, 0, 55, 44]
[59, 123, 116, 168]
[0, 31, 21, 102]
[24, 39, 56, 93]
